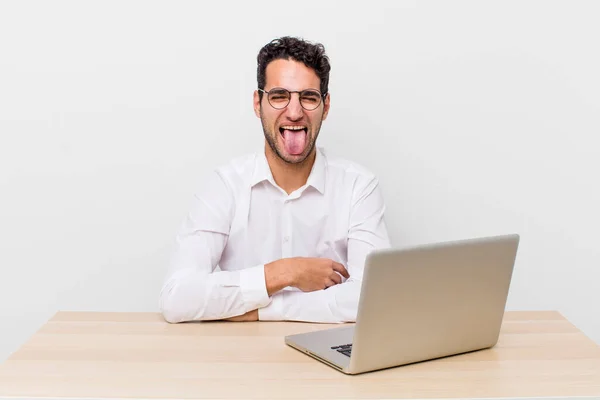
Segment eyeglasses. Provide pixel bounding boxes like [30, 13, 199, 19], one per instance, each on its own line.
[258, 87, 326, 111]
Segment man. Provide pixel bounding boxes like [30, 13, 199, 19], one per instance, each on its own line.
[159, 36, 390, 323]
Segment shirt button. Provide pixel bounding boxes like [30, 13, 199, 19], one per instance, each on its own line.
[283, 236, 290, 243]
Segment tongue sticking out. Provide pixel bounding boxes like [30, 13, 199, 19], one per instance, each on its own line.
[282, 129, 306, 155]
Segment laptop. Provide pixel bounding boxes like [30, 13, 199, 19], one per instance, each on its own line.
[284, 233, 520, 375]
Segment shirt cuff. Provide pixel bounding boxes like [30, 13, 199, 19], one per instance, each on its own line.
[239, 264, 271, 309]
[258, 291, 285, 321]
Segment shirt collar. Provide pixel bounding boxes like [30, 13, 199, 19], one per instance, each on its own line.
[305, 147, 326, 194]
[251, 151, 275, 188]
[251, 147, 327, 194]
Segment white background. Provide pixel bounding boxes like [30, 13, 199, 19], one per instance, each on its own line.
[1, 0, 599, 361]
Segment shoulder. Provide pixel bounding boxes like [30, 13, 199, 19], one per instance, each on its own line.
[319, 149, 387, 219]
[320, 147, 379, 186]
[213, 152, 258, 183]
[319, 147, 385, 209]
[193, 152, 259, 200]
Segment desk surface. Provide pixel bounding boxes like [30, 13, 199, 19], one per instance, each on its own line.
[0, 311, 599, 399]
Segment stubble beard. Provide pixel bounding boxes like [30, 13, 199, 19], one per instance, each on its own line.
[260, 108, 323, 166]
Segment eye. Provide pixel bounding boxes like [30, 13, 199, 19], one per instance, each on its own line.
[301, 91, 321, 104]
[268, 89, 290, 102]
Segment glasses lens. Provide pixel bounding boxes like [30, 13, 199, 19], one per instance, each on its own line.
[267, 88, 290, 109]
[300, 90, 322, 110]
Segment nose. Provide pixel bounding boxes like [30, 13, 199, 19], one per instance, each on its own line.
[285, 92, 304, 120]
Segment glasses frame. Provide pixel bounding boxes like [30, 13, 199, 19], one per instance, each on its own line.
[258, 87, 327, 111]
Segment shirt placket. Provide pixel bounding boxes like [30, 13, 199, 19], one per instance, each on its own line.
[281, 197, 293, 258]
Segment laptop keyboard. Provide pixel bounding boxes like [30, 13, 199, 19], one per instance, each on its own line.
[331, 343, 352, 357]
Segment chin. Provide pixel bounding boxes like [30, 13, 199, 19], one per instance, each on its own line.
[280, 152, 307, 164]
[280, 147, 314, 164]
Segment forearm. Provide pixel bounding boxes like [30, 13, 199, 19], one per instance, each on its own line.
[159, 265, 271, 323]
[264, 259, 295, 296]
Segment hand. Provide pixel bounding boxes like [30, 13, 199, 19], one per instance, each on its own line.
[225, 309, 258, 322]
[264, 257, 350, 295]
[290, 257, 350, 292]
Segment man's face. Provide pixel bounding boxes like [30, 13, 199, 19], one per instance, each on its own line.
[254, 59, 330, 164]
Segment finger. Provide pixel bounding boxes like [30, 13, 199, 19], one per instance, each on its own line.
[324, 279, 336, 290]
[331, 262, 350, 279]
[329, 272, 342, 285]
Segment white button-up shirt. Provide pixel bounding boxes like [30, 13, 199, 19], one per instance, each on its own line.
[159, 146, 390, 323]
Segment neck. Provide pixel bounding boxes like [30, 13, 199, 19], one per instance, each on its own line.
[265, 143, 316, 194]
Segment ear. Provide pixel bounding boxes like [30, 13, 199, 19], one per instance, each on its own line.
[253, 90, 261, 118]
[322, 93, 331, 120]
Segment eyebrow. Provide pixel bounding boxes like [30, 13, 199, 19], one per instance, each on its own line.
[301, 89, 321, 95]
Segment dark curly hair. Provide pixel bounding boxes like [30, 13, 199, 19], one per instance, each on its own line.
[257, 36, 331, 101]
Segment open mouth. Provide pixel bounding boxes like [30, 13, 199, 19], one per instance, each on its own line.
[279, 125, 308, 135]
[279, 125, 308, 155]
